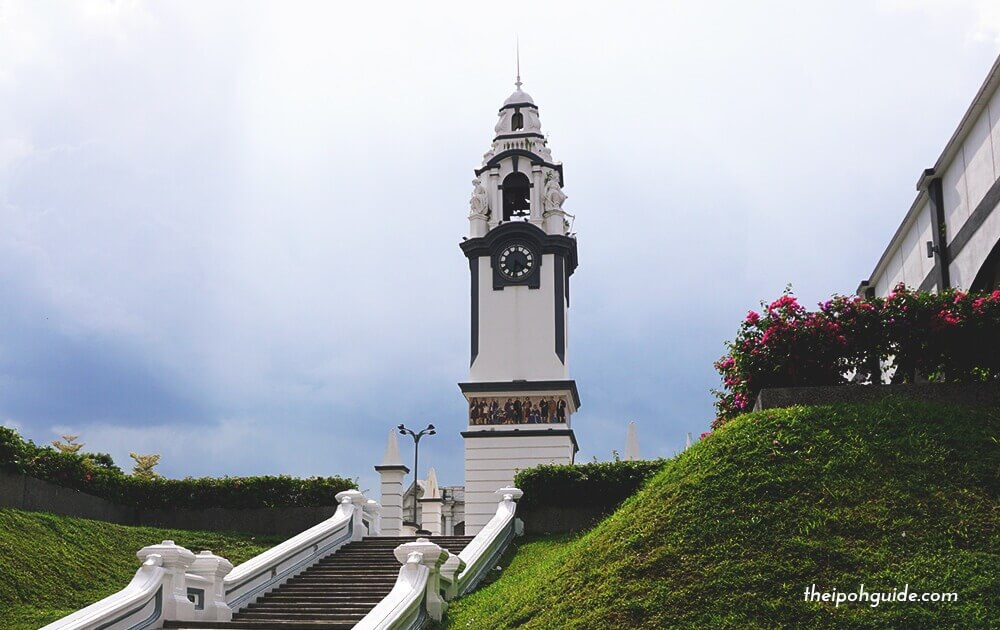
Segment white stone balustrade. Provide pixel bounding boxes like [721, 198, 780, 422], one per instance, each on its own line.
[356, 486, 524, 629]
[44, 489, 375, 629]
[187, 550, 234, 622]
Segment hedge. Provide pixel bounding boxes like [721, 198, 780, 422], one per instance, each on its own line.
[0, 427, 356, 510]
[713, 285, 1000, 426]
[513, 460, 665, 513]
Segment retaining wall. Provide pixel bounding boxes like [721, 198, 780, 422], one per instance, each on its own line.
[0, 470, 336, 536]
[755, 382, 1000, 411]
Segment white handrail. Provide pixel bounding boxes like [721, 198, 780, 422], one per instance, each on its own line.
[354, 487, 524, 630]
[455, 486, 523, 596]
[39, 556, 168, 630]
[352, 551, 430, 630]
[225, 489, 366, 609]
[354, 539, 451, 630]
[41, 490, 370, 630]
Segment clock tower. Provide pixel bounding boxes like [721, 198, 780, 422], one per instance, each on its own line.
[460, 78, 579, 534]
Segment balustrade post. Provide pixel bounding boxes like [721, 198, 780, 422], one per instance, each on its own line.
[137, 540, 196, 621]
[393, 538, 449, 621]
[336, 489, 368, 541]
[188, 550, 234, 622]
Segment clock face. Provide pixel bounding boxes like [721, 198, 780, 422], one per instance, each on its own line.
[498, 244, 535, 280]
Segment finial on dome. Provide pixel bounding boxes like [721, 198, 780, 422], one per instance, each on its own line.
[515, 36, 522, 90]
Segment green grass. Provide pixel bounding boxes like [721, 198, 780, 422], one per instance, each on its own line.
[442, 399, 999, 629]
[0, 509, 284, 630]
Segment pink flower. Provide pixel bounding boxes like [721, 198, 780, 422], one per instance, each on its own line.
[938, 309, 961, 326]
[746, 310, 760, 324]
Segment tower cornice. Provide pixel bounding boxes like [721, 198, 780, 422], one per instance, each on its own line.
[460, 221, 578, 276]
[475, 149, 564, 186]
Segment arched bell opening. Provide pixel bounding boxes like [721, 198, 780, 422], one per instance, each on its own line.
[511, 111, 524, 130]
[970, 235, 1000, 291]
[501, 172, 531, 221]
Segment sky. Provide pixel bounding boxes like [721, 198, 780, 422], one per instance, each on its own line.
[1, 1, 999, 496]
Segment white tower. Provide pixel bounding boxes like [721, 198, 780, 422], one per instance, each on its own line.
[461, 77, 579, 534]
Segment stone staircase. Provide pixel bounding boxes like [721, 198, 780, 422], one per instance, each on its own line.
[165, 535, 475, 630]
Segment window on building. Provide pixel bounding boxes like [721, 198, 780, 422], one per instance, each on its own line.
[511, 111, 523, 131]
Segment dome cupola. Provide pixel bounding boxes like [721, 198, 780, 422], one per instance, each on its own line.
[468, 73, 569, 238]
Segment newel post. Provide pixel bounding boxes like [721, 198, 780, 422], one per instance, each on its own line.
[137, 540, 196, 621]
[497, 486, 525, 535]
[393, 538, 449, 621]
[336, 489, 368, 541]
[188, 550, 234, 622]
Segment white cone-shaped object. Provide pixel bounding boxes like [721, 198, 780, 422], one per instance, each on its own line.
[624, 421, 640, 461]
[424, 467, 440, 499]
[381, 429, 404, 467]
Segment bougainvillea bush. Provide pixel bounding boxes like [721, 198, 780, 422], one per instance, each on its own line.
[713, 284, 1000, 427]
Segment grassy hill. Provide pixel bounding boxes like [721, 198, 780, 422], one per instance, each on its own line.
[0, 509, 284, 630]
[442, 399, 998, 629]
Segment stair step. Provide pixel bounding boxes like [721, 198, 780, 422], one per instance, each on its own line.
[233, 611, 367, 621]
[166, 622, 356, 629]
[197, 535, 478, 627]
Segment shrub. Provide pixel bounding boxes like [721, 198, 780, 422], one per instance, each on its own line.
[713, 285, 1000, 427]
[514, 460, 665, 513]
[0, 427, 356, 509]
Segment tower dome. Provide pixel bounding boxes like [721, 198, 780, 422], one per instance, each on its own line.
[503, 88, 534, 106]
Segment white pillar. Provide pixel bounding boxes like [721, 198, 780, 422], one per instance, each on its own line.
[530, 164, 544, 224]
[419, 467, 443, 536]
[488, 169, 501, 228]
[375, 429, 409, 536]
[624, 421, 640, 461]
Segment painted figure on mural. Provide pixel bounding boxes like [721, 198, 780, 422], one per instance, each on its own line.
[556, 398, 567, 423]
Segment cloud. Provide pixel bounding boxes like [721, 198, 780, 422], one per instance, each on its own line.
[0, 1, 997, 492]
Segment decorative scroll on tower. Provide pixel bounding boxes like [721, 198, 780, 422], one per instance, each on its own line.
[460, 78, 579, 535]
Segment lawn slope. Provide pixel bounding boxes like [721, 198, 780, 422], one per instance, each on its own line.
[443, 399, 998, 629]
[0, 509, 284, 630]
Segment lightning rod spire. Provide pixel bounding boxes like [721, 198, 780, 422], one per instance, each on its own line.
[515, 37, 522, 90]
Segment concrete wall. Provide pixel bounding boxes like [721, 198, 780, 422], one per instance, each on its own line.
[518, 504, 605, 536]
[471, 253, 568, 382]
[0, 470, 335, 537]
[463, 432, 574, 534]
[754, 382, 1000, 411]
[870, 59, 1000, 295]
[0, 471, 136, 524]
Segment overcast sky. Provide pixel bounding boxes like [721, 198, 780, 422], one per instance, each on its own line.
[2, 1, 999, 495]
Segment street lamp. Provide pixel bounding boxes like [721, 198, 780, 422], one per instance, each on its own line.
[397, 423, 435, 531]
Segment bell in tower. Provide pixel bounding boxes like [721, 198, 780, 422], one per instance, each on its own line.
[459, 74, 581, 535]
[501, 172, 531, 221]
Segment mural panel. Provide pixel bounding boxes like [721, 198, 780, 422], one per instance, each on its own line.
[468, 395, 569, 425]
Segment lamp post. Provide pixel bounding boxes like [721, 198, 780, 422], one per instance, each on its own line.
[397, 423, 435, 531]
